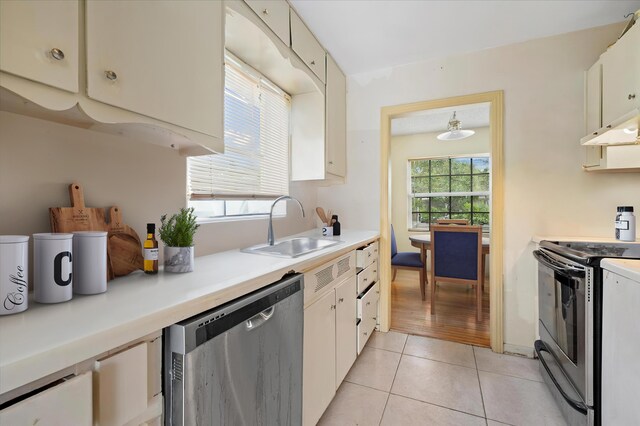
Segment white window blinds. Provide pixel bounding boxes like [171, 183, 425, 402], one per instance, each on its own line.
[188, 55, 290, 200]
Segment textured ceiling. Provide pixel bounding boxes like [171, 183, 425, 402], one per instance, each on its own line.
[290, 0, 640, 75]
[391, 102, 490, 136]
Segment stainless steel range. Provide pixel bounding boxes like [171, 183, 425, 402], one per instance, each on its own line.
[534, 241, 640, 426]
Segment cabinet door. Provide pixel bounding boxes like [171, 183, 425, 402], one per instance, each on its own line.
[0, 0, 79, 92]
[326, 55, 347, 177]
[303, 290, 336, 426]
[86, 1, 223, 141]
[335, 276, 357, 387]
[245, 0, 290, 46]
[0, 372, 92, 425]
[95, 343, 148, 426]
[602, 23, 640, 126]
[290, 10, 326, 83]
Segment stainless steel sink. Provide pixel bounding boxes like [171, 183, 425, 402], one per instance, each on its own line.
[242, 237, 342, 258]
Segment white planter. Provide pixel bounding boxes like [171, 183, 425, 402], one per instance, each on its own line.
[164, 246, 194, 273]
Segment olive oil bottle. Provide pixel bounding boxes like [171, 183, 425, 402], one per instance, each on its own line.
[144, 223, 159, 274]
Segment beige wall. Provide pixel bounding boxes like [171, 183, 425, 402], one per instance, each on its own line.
[391, 127, 491, 252]
[317, 23, 640, 352]
[0, 111, 316, 265]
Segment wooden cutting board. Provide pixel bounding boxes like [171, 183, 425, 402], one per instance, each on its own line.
[49, 183, 114, 280]
[107, 206, 144, 277]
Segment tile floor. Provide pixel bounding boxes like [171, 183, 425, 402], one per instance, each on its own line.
[318, 331, 566, 426]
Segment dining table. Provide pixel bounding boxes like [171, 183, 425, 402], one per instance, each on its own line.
[409, 233, 491, 287]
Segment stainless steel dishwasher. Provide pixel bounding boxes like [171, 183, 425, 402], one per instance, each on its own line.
[165, 273, 303, 426]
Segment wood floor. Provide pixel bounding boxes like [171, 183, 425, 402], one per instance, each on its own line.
[390, 269, 490, 347]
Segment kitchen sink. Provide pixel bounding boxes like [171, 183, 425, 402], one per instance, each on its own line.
[242, 237, 342, 258]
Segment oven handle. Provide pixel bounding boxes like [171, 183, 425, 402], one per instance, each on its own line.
[533, 250, 586, 278]
[534, 340, 588, 415]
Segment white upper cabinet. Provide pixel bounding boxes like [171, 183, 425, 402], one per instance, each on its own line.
[290, 10, 326, 83]
[601, 23, 640, 126]
[85, 1, 223, 140]
[326, 55, 347, 177]
[0, 0, 79, 93]
[245, 0, 290, 46]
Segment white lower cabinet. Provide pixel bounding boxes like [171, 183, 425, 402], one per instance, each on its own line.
[356, 281, 380, 354]
[0, 371, 92, 425]
[303, 289, 337, 426]
[335, 276, 358, 386]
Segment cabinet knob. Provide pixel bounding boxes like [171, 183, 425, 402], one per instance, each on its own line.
[330, 304, 336, 310]
[630, 94, 637, 100]
[310, 60, 316, 66]
[363, 331, 368, 336]
[50, 48, 64, 61]
[363, 278, 368, 282]
[262, 8, 269, 15]
[328, 161, 334, 165]
[105, 70, 118, 81]
[606, 125, 612, 128]
[368, 252, 371, 257]
[593, 132, 598, 136]
[366, 301, 371, 306]
[338, 297, 344, 303]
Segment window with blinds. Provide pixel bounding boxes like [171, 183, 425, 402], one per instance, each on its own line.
[187, 54, 291, 218]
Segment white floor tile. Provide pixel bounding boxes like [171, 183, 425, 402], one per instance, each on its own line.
[487, 420, 513, 426]
[479, 371, 566, 426]
[391, 355, 485, 417]
[404, 335, 476, 368]
[474, 347, 543, 382]
[367, 330, 408, 353]
[345, 346, 401, 392]
[318, 382, 388, 426]
[381, 394, 486, 426]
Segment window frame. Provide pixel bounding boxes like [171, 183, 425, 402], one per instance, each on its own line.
[407, 154, 491, 232]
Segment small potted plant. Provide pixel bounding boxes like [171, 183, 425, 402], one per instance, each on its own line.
[159, 207, 199, 273]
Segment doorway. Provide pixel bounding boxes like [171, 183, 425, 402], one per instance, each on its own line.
[378, 91, 504, 353]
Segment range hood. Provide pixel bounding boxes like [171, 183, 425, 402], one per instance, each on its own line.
[581, 109, 639, 146]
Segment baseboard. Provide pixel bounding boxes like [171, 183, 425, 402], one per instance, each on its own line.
[503, 343, 535, 358]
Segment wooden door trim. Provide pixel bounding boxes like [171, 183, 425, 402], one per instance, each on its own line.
[379, 90, 504, 353]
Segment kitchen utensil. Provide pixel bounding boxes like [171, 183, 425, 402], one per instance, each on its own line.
[34, 233, 73, 304]
[73, 231, 108, 294]
[107, 206, 144, 277]
[315, 207, 327, 224]
[49, 183, 108, 233]
[0, 235, 29, 315]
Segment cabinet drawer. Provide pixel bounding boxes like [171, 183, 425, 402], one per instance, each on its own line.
[304, 251, 356, 305]
[357, 260, 378, 295]
[245, 0, 290, 45]
[0, 372, 92, 425]
[357, 281, 380, 320]
[290, 10, 326, 83]
[357, 316, 376, 354]
[356, 241, 379, 269]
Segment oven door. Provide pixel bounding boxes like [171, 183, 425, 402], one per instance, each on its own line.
[534, 248, 593, 406]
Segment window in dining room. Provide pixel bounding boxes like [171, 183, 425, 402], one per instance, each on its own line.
[408, 155, 490, 231]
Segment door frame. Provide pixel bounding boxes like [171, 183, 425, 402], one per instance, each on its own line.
[378, 90, 504, 353]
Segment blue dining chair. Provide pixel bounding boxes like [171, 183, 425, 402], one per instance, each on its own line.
[429, 224, 484, 321]
[391, 225, 425, 300]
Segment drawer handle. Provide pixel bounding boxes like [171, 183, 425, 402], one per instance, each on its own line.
[373, 269, 377, 273]
[338, 297, 344, 303]
[105, 70, 118, 81]
[328, 161, 334, 165]
[262, 8, 269, 15]
[629, 94, 636, 100]
[310, 60, 316, 66]
[50, 48, 64, 61]
[593, 132, 598, 135]
[376, 290, 380, 294]
[368, 252, 371, 257]
[363, 278, 368, 282]
[363, 331, 368, 336]
[366, 301, 371, 306]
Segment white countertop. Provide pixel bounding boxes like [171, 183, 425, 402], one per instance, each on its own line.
[602, 259, 640, 282]
[532, 235, 638, 244]
[0, 229, 378, 395]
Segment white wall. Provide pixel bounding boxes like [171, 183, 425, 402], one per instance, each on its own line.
[0, 111, 316, 264]
[318, 23, 640, 350]
[391, 127, 491, 252]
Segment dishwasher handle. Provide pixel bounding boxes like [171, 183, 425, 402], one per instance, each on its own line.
[246, 306, 275, 331]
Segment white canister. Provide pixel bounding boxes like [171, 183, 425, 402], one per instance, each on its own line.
[322, 225, 333, 237]
[615, 206, 636, 242]
[0, 235, 29, 315]
[34, 233, 73, 304]
[72, 231, 107, 295]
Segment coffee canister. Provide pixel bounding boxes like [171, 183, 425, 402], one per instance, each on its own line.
[34, 233, 73, 304]
[72, 231, 107, 295]
[0, 235, 29, 315]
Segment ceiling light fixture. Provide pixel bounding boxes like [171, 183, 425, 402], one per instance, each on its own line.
[437, 111, 475, 141]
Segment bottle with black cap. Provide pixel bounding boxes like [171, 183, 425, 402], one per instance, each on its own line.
[615, 206, 636, 242]
[332, 215, 341, 236]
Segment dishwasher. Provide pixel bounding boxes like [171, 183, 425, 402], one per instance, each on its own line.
[164, 273, 303, 426]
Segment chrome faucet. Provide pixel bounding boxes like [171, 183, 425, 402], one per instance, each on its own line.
[268, 195, 305, 246]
